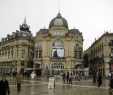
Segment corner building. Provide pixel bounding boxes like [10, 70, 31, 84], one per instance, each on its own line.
[0, 19, 34, 74]
[86, 32, 113, 77]
[34, 13, 83, 75]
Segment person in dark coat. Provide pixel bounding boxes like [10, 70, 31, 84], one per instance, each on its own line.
[92, 72, 97, 84]
[0, 76, 10, 95]
[97, 73, 102, 88]
[66, 72, 69, 83]
[62, 72, 66, 83]
[110, 75, 113, 89]
[109, 74, 113, 95]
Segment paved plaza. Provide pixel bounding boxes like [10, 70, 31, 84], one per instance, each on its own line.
[7, 77, 110, 95]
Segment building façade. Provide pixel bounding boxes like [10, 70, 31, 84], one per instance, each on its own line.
[0, 13, 83, 76]
[0, 19, 34, 74]
[34, 13, 83, 75]
[85, 32, 113, 77]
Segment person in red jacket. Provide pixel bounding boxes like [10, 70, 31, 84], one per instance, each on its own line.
[0, 75, 10, 95]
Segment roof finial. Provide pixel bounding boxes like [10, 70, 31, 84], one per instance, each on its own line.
[59, 0, 60, 13]
[24, 16, 26, 24]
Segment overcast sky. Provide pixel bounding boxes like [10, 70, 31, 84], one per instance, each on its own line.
[0, 0, 113, 50]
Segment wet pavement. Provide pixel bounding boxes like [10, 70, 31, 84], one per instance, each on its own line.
[7, 77, 110, 95]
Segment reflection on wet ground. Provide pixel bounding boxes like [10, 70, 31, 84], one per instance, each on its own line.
[8, 77, 109, 95]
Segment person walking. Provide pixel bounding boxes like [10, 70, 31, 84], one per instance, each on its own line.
[62, 72, 66, 83]
[109, 74, 113, 95]
[30, 71, 36, 84]
[0, 75, 10, 95]
[66, 72, 69, 83]
[97, 73, 102, 88]
[15, 73, 23, 94]
[92, 72, 97, 84]
[69, 73, 72, 84]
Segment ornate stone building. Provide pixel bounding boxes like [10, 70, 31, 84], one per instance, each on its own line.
[0, 19, 34, 74]
[86, 32, 113, 76]
[34, 13, 83, 75]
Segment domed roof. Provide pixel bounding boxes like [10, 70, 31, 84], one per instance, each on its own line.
[49, 13, 68, 28]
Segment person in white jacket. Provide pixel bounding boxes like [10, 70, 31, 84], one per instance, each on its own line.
[30, 71, 36, 83]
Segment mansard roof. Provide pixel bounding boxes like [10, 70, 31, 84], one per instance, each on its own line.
[39, 29, 49, 34]
[69, 29, 82, 35]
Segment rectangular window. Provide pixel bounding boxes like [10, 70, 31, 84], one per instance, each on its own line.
[21, 50, 25, 58]
[35, 51, 38, 58]
[75, 51, 77, 58]
[16, 50, 18, 58]
[8, 52, 10, 59]
[21, 61, 25, 66]
[11, 51, 13, 58]
[78, 51, 82, 59]
[39, 50, 42, 58]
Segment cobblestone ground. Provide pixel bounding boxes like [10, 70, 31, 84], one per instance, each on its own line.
[7, 77, 110, 95]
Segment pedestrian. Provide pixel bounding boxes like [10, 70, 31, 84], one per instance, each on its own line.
[15, 73, 23, 94]
[0, 75, 10, 95]
[108, 73, 113, 95]
[30, 71, 36, 79]
[97, 73, 102, 88]
[92, 72, 97, 84]
[62, 72, 66, 83]
[69, 73, 72, 84]
[30, 71, 36, 83]
[66, 72, 69, 83]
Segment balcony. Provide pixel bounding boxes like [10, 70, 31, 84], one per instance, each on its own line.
[74, 47, 83, 51]
[33, 58, 42, 61]
[72, 58, 83, 62]
[50, 57, 66, 62]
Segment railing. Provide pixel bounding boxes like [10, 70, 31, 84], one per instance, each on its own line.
[50, 57, 66, 62]
[33, 58, 42, 61]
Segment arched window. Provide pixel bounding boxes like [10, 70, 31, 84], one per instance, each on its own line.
[52, 40, 64, 58]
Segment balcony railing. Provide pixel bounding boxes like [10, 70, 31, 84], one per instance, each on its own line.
[50, 57, 66, 62]
[33, 58, 42, 61]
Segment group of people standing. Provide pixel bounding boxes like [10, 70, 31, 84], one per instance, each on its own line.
[62, 72, 73, 84]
